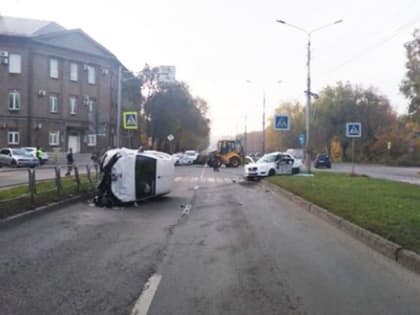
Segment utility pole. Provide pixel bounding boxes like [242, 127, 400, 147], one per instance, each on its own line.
[306, 35, 311, 172]
[262, 92, 266, 155]
[244, 115, 247, 155]
[276, 19, 343, 173]
[116, 65, 122, 148]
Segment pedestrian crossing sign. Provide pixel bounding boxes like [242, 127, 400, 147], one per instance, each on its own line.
[274, 114, 290, 131]
[123, 112, 138, 130]
[346, 122, 362, 138]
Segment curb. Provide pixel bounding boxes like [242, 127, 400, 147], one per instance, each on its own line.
[262, 180, 420, 275]
[0, 193, 93, 228]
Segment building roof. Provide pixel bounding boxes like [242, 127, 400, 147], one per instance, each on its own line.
[0, 16, 120, 61]
[0, 16, 66, 37]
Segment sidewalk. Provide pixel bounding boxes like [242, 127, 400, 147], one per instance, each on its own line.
[45, 153, 93, 165]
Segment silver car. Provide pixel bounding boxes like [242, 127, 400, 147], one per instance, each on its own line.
[0, 148, 40, 168]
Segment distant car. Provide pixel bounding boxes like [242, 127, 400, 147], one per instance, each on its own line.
[314, 153, 331, 168]
[0, 147, 40, 168]
[23, 147, 49, 165]
[244, 152, 301, 180]
[172, 153, 184, 165]
[184, 150, 199, 164]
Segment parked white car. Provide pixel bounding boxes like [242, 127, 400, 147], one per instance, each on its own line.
[23, 147, 49, 165]
[244, 152, 302, 180]
[0, 147, 40, 168]
[184, 150, 199, 163]
[94, 148, 174, 206]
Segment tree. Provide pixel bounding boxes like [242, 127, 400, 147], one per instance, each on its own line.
[401, 29, 420, 123]
[144, 82, 210, 152]
[265, 101, 305, 152]
[311, 82, 396, 161]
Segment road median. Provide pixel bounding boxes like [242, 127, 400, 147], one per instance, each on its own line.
[262, 172, 420, 275]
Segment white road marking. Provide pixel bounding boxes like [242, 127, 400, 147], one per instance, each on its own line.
[199, 165, 207, 181]
[191, 177, 199, 182]
[130, 273, 162, 315]
[216, 177, 224, 184]
[193, 185, 200, 190]
[207, 177, 215, 183]
[224, 177, 231, 183]
[174, 177, 182, 182]
[182, 203, 192, 216]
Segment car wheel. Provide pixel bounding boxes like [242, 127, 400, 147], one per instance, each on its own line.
[11, 160, 17, 168]
[268, 169, 276, 176]
[229, 157, 240, 168]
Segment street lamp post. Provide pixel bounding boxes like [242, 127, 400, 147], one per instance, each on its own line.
[276, 19, 342, 172]
[246, 80, 282, 155]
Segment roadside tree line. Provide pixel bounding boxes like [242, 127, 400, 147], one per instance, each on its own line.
[265, 29, 420, 165]
[121, 65, 210, 153]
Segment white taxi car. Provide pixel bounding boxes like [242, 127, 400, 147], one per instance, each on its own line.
[244, 152, 302, 180]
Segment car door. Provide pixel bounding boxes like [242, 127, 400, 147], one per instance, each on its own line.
[0, 149, 12, 166]
[276, 154, 293, 174]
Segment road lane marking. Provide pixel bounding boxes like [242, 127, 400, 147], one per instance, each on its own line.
[224, 177, 231, 183]
[207, 177, 215, 183]
[216, 177, 224, 184]
[130, 273, 162, 315]
[182, 203, 192, 216]
[174, 176, 182, 182]
[199, 165, 207, 181]
[193, 185, 200, 190]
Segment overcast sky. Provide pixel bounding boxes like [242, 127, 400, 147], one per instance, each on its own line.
[3, 0, 420, 142]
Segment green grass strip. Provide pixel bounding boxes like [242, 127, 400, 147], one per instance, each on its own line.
[268, 172, 420, 254]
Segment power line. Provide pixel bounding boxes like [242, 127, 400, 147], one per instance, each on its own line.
[321, 15, 420, 77]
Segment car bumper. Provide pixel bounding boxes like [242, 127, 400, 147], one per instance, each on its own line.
[17, 160, 40, 167]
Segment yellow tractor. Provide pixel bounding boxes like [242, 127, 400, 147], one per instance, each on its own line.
[211, 140, 244, 168]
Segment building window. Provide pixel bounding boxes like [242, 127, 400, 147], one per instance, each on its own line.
[49, 95, 59, 113]
[69, 96, 77, 115]
[87, 65, 96, 84]
[9, 54, 21, 74]
[49, 131, 60, 146]
[50, 59, 59, 79]
[8, 90, 21, 111]
[87, 99, 95, 113]
[87, 134, 97, 146]
[8, 131, 20, 145]
[70, 63, 78, 81]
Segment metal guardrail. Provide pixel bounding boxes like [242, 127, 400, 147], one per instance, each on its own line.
[0, 164, 99, 216]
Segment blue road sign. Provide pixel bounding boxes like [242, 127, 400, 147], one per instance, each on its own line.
[346, 122, 362, 138]
[299, 134, 305, 145]
[274, 114, 290, 131]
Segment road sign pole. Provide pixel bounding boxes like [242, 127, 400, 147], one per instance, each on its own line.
[351, 138, 355, 176]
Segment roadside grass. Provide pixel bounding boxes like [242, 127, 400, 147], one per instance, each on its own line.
[267, 172, 420, 254]
[0, 175, 95, 219]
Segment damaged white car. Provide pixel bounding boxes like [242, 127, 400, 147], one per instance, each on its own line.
[94, 148, 174, 206]
[244, 152, 302, 180]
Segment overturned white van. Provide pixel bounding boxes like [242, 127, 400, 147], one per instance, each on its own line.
[94, 148, 175, 206]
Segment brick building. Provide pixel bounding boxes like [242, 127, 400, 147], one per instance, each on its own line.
[0, 16, 123, 153]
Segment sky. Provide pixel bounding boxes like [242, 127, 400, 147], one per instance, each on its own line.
[3, 0, 420, 143]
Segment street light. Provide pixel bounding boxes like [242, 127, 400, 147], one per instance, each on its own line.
[276, 19, 342, 172]
[246, 80, 282, 155]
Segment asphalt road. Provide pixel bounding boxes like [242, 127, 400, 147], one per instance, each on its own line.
[318, 162, 420, 185]
[1, 165, 420, 315]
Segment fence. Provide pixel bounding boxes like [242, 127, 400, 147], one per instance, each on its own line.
[0, 164, 99, 219]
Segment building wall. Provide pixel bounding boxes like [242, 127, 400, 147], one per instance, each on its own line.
[0, 35, 118, 153]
